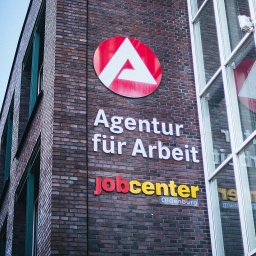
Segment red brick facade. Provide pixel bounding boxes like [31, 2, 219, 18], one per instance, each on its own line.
[0, 0, 212, 255]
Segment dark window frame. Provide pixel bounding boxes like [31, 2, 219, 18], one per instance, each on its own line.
[22, 2, 45, 117]
[15, 139, 40, 255]
[0, 98, 14, 187]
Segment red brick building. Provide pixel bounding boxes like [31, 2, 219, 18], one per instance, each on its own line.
[3, 0, 256, 255]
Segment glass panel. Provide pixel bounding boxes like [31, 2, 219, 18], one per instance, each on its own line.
[213, 162, 244, 255]
[191, 0, 207, 17]
[197, 1, 221, 84]
[197, 0, 206, 9]
[202, 75, 231, 168]
[238, 141, 256, 238]
[225, 0, 251, 51]
[233, 37, 256, 141]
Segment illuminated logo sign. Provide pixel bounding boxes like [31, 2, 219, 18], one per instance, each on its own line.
[93, 36, 162, 98]
[234, 59, 256, 112]
[94, 176, 199, 198]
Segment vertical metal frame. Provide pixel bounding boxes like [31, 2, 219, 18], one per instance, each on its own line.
[187, 1, 225, 254]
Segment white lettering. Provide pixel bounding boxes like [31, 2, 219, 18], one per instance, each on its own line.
[110, 116, 123, 134]
[92, 134, 101, 151]
[118, 141, 126, 154]
[132, 139, 147, 157]
[138, 119, 150, 133]
[158, 141, 170, 159]
[94, 109, 109, 127]
[172, 148, 183, 161]
[124, 117, 136, 131]
[175, 124, 183, 137]
[190, 147, 199, 163]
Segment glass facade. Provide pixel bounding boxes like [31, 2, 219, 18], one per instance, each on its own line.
[202, 74, 231, 168]
[197, 1, 221, 84]
[188, 0, 256, 255]
[225, 0, 251, 50]
[214, 161, 243, 255]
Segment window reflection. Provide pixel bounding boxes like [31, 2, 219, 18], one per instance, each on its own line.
[213, 162, 244, 255]
[197, 0, 206, 9]
[239, 141, 256, 238]
[202, 75, 231, 168]
[197, 1, 221, 84]
[233, 38, 256, 141]
[225, 0, 251, 51]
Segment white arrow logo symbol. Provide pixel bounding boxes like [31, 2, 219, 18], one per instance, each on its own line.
[99, 38, 157, 87]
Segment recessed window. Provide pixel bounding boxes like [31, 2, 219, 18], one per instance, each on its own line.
[19, 2, 45, 144]
[13, 144, 40, 256]
[20, 3, 45, 122]
[0, 100, 14, 189]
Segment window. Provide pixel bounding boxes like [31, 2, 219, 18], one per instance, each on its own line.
[188, 0, 256, 255]
[224, 0, 251, 50]
[212, 161, 243, 255]
[21, 2, 45, 119]
[0, 100, 14, 189]
[194, 0, 221, 85]
[232, 38, 256, 141]
[201, 74, 231, 169]
[18, 2, 45, 147]
[238, 142, 256, 237]
[13, 143, 40, 256]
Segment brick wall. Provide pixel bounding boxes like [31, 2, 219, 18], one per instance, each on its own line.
[86, 0, 211, 255]
[52, 0, 212, 254]
[52, 0, 88, 254]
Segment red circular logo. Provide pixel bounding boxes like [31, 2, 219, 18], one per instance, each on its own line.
[93, 36, 162, 98]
